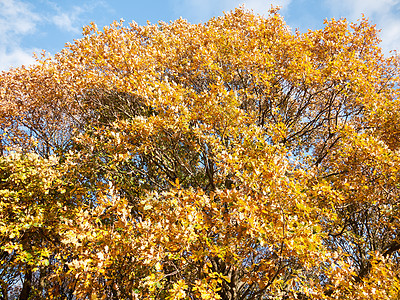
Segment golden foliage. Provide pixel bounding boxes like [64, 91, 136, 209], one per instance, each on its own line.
[1, 7, 400, 300]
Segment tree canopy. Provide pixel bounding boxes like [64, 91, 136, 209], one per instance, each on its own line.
[1, 7, 400, 300]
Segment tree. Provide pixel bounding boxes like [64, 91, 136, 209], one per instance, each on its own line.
[1, 6, 400, 299]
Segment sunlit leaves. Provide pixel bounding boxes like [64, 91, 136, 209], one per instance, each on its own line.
[1, 5, 400, 300]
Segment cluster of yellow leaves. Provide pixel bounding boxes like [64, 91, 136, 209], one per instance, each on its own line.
[1, 6, 400, 300]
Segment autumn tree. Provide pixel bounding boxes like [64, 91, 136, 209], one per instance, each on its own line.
[1, 7, 400, 300]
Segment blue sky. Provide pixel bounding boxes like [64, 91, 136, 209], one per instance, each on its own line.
[1, 0, 399, 70]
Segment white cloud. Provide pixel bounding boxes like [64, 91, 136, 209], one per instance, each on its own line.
[0, 0, 41, 70]
[0, 0, 40, 35]
[324, 0, 400, 52]
[0, 47, 39, 70]
[52, 12, 80, 34]
[242, 0, 291, 13]
[0, 0, 106, 70]
[171, 0, 290, 22]
[50, 5, 87, 34]
[327, 0, 399, 18]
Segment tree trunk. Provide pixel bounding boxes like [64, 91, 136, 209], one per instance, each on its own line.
[0, 277, 9, 300]
[18, 269, 32, 300]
